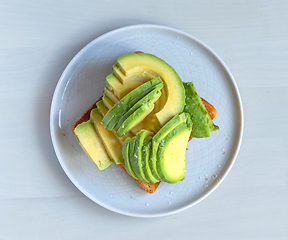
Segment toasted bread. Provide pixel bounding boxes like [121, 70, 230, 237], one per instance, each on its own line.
[118, 164, 161, 194]
[72, 96, 217, 194]
[201, 98, 217, 121]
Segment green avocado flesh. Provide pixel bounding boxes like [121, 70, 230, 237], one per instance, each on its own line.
[90, 109, 123, 164]
[183, 82, 219, 138]
[96, 100, 132, 144]
[102, 94, 115, 109]
[121, 113, 192, 183]
[106, 72, 156, 99]
[116, 52, 185, 126]
[112, 64, 126, 83]
[130, 130, 152, 182]
[156, 120, 192, 183]
[96, 100, 108, 117]
[115, 85, 163, 130]
[74, 121, 112, 170]
[102, 77, 163, 130]
[123, 138, 138, 180]
[104, 87, 119, 103]
[149, 113, 191, 180]
[142, 137, 160, 183]
[116, 100, 155, 137]
[128, 137, 139, 179]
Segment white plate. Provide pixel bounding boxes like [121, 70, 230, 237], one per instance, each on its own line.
[50, 24, 243, 217]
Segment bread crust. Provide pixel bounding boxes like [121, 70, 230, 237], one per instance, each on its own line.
[201, 98, 217, 121]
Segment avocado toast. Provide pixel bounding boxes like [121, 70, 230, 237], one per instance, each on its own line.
[72, 52, 218, 194]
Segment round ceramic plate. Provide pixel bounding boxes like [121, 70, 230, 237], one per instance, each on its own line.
[50, 24, 243, 217]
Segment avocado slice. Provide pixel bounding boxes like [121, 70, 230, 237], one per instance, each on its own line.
[129, 137, 139, 180]
[116, 100, 155, 137]
[96, 100, 108, 116]
[102, 77, 163, 130]
[141, 137, 160, 183]
[104, 87, 119, 104]
[116, 52, 185, 126]
[128, 91, 163, 135]
[115, 85, 163, 130]
[74, 121, 112, 170]
[149, 113, 191, 180]
[129, 111, 157, 135]
[130, 130, 153, 182]
[106, 73, 155, 99]
[102, 94, 115, 109]
[90, 109, 123, 164]
[156, 118, 192, 183]
[122, 138, 138, 180]
[122, 137, 139, 180]
[112, 64, 126, 84]
[183, 82, 219, 138]
[114, 62, 159, 85]
[96, 100, 133, 144]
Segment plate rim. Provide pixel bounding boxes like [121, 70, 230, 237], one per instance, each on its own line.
[50, 24, 244, 218]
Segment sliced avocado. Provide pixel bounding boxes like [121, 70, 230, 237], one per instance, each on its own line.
[183, 82, 219, 138]
[95, 101, 133, 144]
[106, 73, 155, 99]
[129, 94, 163, 135]
[112, 64, 126, 84]
[102, 94, 115, 109]
[141, 137, 160, 183]
[129, 111, 157, 135]
[117, 131, 134, 145]
[106, 73, 125, 99]
[104, 87, 119, 104]
[102, 77, 163, 130]
[143, 91, 165, 134]
[114, 61, 158, 84]
[130, 121, 146, 135]
[130, 130, 152, 182]
[156, 118, 192, 183]
[115, 85, 163, 130]
[122, 137, 138, 180]
[117, 52, 185, 126]
[116, 100, 155, 137]
[90, 109, 123, 164]
[149, 113, 190, 180]
[74, 121, 112, 170]
[153, 93, 163, 114]
[96, 100, 108, 117]
[123, 138, 138, 180]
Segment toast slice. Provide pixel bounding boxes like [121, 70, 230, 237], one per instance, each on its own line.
[72, 96, 217, 194]
[201, 98, 217, 121]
